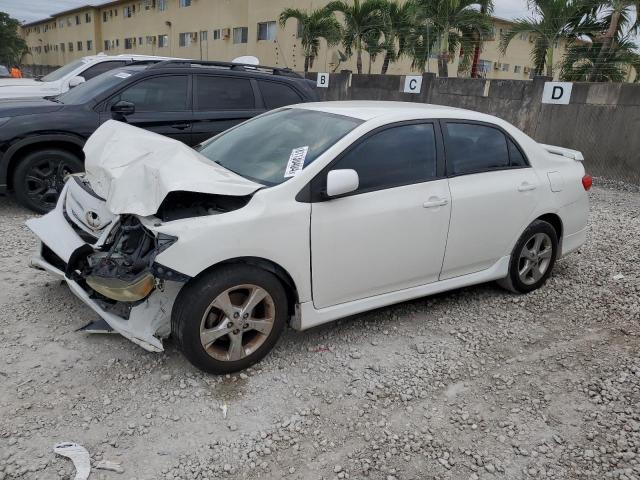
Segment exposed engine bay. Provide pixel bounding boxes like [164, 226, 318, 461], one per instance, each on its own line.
[155, 191, 252, 222]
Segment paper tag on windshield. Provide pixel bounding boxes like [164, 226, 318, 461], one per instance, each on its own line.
[284, 146, 309, 178]
[114, 72, 131, 79]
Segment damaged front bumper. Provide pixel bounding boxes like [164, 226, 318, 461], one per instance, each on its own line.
[26, 180, 188, 352]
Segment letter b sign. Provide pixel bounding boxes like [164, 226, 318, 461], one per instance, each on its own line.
[542, 82, 572, 104]
[317, 73, 329, 88]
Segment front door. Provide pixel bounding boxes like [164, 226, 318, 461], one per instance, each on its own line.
[101, 74, 193, 145]
[310, 122, 451, 309]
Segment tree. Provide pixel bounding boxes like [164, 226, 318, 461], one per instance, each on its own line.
[378, 0, 417, 74]
[279, 8, 342, 73]
[561, 34, 640, 81]
[325, 0, 389, 74]
[500, 0, 594, 77]
[412, 0, 492, 77]
[470, 0, 494, 78]
[587, 0, 640, 81]
[0, 12, 27, 67]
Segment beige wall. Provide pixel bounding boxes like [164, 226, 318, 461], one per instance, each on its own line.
[20, 0, 570, 80]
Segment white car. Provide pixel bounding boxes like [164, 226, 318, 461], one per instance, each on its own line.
[0, 54, 178, 99]
[27, 101, 591, 373]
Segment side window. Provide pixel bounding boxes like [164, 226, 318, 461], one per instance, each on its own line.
[508, 138, 528, 167]
[113, 76, 188, 112]
[81, 61, 127, 80]
[445, 123, 510, 175]
[258, 80, 303, 109]
[332, 123, 437, 194]
[195, 75, 254, 110]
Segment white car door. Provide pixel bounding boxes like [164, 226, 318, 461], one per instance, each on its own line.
[310, 122, 451, 309]
[439, 121, 541, 280]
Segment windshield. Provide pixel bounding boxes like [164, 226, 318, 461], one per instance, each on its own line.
[198, 109, 362, 185]
[57, 68, 135, 104]
[41, 59, 86, 82]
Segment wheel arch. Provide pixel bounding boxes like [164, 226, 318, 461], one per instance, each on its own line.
[2, 134, 86, 191]
[535, 213, 563, 241]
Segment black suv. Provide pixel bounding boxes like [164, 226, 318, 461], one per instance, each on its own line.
[0, 60, 318, 212]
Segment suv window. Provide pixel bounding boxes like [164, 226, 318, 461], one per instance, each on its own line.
[113, 75, 189, 111]
[332, 123, 438, 194]
[444, 123, 512, 175]
[195, 75, 254, 110]
[81, 61, 127, 80]
[258, 80, 303, 109]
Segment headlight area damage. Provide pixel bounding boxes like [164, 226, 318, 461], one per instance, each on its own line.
[26, 120, 263, 352]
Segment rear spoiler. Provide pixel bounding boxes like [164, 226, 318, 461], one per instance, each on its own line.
[539, 143, 584, 161]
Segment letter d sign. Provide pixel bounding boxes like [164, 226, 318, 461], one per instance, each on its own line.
[542, 82, 572, 104]
[317, 73, 329, 88]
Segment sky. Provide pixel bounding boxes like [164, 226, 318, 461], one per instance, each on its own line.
[1, 0, 531, 24]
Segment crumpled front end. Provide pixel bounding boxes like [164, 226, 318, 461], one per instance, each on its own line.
[26, 178, 189, 352]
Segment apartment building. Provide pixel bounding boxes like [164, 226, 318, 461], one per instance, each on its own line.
[20, 0, 570, 79]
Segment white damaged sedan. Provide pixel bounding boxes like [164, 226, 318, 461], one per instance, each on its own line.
[27, 101, 591, 373]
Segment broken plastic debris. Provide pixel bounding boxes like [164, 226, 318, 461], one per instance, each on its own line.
[613, 273, 625, 280]
[53, 442, 90, 480]
[95, 459, 124, 473]
[221, 403, 228, 419]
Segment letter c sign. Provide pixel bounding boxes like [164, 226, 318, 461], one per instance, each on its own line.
[542, 82, 572, 104]
[317, 73, 329, 88]
[403, 75, 422, 94]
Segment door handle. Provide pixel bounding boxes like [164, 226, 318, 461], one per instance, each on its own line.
[518, 182, 537, 192]
[423, 197, 449, 208]
[170, 122, 191, 130]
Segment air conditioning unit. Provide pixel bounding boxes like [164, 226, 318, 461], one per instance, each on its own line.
[523, 66, 530, 74]
[222, 28, 231, 39]
[190, 32, 198, 41]
[494, 62, 500, 70]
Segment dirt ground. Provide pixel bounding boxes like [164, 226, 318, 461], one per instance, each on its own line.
[1, 183, 639, 480]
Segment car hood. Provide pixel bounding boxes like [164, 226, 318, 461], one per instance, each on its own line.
[0, 78, 41, 87]
[0, 96, 64, 116]
[84, 120, 262, 217]
[0, 79, 61, 98]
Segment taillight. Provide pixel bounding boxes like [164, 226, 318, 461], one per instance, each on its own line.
[582, 174, 593, 191]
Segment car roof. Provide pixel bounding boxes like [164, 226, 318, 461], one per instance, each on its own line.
[80, 53, 181, 64]
[294, 101, 494, 122]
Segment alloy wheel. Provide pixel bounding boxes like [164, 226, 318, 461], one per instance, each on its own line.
[24, 158, 75, 210]
[199, 284, 275, 362]
[518, 232, 553, 285]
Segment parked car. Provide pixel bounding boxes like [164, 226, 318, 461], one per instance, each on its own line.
[0, 65, 10, 79]
[0, 60, 318, 212]
[0, 53, 178, 99]
[26, 101, 591, 374]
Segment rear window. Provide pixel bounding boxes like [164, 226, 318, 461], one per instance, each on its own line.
[195, 75, 255, 110]
[258, 80, 303, 109]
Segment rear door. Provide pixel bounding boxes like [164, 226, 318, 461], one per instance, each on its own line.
[440, 120, 541, 279]
[191, 74, 261, 145]
[101, 74, 193, 144]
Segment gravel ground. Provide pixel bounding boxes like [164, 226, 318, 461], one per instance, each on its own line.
[1, 183, 639, 480]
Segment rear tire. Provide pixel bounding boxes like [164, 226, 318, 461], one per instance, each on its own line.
[171, 265, 288, 374]
[13, 148, 83, 213]
[498, 220, 558, 294]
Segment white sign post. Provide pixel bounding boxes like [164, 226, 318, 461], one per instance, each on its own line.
[403, 75, 422, 94]
[317, 73, 329, 88]
[542, 82, 573, 104]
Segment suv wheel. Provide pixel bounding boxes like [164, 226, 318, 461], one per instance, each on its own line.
[13, 148, 83, 213]
[498, 220, 558, 294]
[172, 265, 288, 374]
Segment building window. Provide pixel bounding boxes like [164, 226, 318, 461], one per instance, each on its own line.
[213, 29, 221, 40]
[158, 34, 169, 47]
[60, 43, 65, 52]
[257, 21, 276, 41]
[125, 37, 134, 49]
[501, 63, 510, 72]
[146, 35, 156, 45]
[75, 15, 80, 25]
[297, 20, 304, 38]
[514, 65, 521, 73]
[104, 40, 110, 51]
[200, 30, 208, 41]
[518, 33, 527, 41]
[179, 0, 191, 7]
[179, 32, 197, 47]
[103, 12, 107, 22]
[144, 0, 155, 9]
[478, 59, 491, 73]
[233, 27, 248, 44]
[85, 13, 91, 23]
[138, 36, 143, 45]
[124, 6, 133, 18]
[158, 0, 168, 11]
[77, 41, 83, 51]
[67, 18, 72, 26]
[59, 21, 64, 28]
[68, 42, 74, 52]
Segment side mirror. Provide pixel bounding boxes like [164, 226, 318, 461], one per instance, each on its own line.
[326, 169, 359, 197]
[68, 76, 85, 88]
[111, 100, 135, 116]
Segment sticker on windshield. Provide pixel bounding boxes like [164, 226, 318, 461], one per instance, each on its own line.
[114, 72, 131, 79]
[284, 146, 309, 178]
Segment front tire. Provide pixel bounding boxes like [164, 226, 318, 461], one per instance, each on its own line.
[498, 220, 558, 294]
[13, 148, 84, 213]
[171, 265, 288, 374]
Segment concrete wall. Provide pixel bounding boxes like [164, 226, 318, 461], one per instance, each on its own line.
[308, 73, 640, 184]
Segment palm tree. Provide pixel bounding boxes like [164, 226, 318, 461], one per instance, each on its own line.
[378, 0, 417, 74]
[587, 0, 640, 81]
[325, 0, 389, 74]
[470, 0, 494, 78]
[500, 0, 595, 77]
[561, 33, 640, 81]
[279, 8, 342, 73]
[412, 0, 492, 77]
